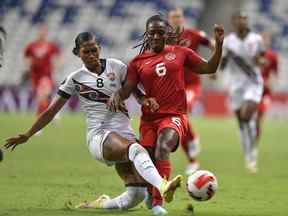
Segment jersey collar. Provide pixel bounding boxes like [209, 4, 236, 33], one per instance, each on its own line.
[82, 59, 107, 76]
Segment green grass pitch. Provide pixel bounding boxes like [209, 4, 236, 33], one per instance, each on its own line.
[0, 113, 287, 216]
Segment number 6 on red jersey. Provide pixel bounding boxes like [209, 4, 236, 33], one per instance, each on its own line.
[155, 62, 166, 76]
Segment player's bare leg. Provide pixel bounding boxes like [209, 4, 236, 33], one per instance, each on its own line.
[236, 100, 259, 173]
[76, 162, 147, 210]
[102, 132, 182, 203]
[150, 128, 183, 215]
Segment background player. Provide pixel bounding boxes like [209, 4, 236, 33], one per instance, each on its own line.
[168, 7, 215, 175]
[4, 32, 182, 211]
[220, 12, 265, 173]
[24, 25, 63, 120]
[108, 14, 224, 215]
[257, 31, 278, 141]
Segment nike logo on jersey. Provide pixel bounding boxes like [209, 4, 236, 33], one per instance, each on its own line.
[145, 61, 152, 65]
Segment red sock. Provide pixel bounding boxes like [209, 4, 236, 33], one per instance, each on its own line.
[152, 160, 171, 206]
[181, 123, 197, 162]
[37, 99, 50, 115]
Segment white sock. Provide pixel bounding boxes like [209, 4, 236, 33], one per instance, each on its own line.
[103, 186, 146, 209]
[128, 143, 163, 191]
[239, 121, 257, 163]
[248, 117, 258, 163]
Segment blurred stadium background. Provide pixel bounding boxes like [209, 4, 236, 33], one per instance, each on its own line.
[1, 1, 288, 216]
[0, 0, 288, 117]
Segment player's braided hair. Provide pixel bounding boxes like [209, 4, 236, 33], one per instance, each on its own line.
[134, 13, 178, 54]
[73, 32, 96, 56]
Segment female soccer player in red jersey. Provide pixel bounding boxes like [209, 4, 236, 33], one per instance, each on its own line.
[108, 14, 224, 215]
[4, 32, 182, 211]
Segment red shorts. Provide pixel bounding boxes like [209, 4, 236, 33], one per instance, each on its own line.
[185, 84, 201, 112]
[32, 77, 54, 96]
[139, 114, 188, 152]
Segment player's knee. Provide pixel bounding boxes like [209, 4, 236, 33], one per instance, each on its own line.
[128, 143, 148, 161]
[122, 187, 146, 209]
[155, 129, 178, 160]
[155, 143, 170, 160]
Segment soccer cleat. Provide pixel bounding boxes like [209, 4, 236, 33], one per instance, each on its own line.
[160, 175, 183, 203]
[246, 161, 258, 174]
[75, 194, 110, 209]
[151, 205, 168, 215]
[185, 161, 200, 176]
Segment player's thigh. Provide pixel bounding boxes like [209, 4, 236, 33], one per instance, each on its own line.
[240, 100, 258, 120]
[156, 127, 179, 154]
[103, 132, 131, 162]
[139, 120, 157, 149]
[115, 162, 146, 185]
[155, 115, 188, 159]
[240, 86, 261, 120]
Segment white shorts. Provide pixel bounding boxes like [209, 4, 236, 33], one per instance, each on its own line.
[87, 129, 136, 166]
[229, 83, 263, 111]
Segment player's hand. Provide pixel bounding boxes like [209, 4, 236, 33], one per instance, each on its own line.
[142, 97, 159, 112]
[214, 24, 225, 46]
[4, 134, 30, 151]
[107, 92, 122, 112]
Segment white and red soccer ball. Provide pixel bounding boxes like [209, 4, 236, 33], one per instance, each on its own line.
[187, 170, 218, 201]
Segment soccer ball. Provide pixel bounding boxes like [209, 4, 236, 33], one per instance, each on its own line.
[187, 170, 218, 201]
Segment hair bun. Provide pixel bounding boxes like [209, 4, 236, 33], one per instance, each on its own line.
[72, 47, 78, 56]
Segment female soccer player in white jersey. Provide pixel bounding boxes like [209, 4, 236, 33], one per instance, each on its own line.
[221, 12, 265, 173]
[4, 32, 182, 210]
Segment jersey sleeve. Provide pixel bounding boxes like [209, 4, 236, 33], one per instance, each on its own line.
[57, 74, 76, 99]
[114, 59, 127, 83]
[126, 60, 140, 85]
[183, 46, 206, 69]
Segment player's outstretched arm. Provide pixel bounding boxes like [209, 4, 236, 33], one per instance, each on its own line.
[132, 88, 159, 112]
[4, 96, 67, 151]
[107, 80, 136, 112]
[194, 25, 224, 74]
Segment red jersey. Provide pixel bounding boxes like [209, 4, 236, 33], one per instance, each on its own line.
[24, 40, 60, 83]
[261, 48, 278, 88]
[127, 45, 204, 120]
[178, 28, 210, 86]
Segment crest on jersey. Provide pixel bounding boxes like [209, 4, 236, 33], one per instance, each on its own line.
[89, 92, 99, 100]
[179, 39, 191, 47]
[107, 72, 115, 81]
[165, 52, 176, 61]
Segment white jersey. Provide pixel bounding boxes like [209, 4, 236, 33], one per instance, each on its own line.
[58, 58, 136, 143]
[223, 31, 264, 91]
